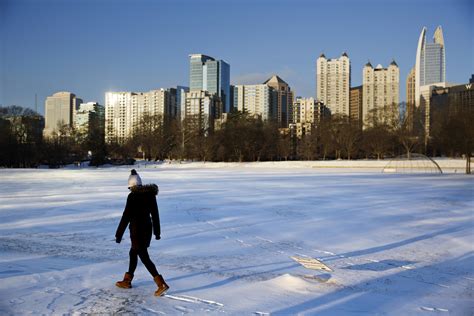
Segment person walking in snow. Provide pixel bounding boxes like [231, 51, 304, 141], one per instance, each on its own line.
[115, 169, 169, 296]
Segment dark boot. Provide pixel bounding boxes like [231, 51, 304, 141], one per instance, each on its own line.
[116, 272, 133, 289]
[153, 274, 169, 296]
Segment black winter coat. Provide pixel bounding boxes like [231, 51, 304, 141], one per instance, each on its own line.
[115, 184, 161, 250]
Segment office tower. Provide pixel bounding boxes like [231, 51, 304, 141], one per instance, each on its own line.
[105, 88, 175, 142]
[263, 75, 294, 127]
[316, 53, 351, 116]
[362, 61, 399, 127]
[431, 83, 474, 113]
[233, 84, 277, 121]
[406, 67, 416, 129]
[75, 102, 104, 136]
[189, 54, 230, 113]
[419, 82, 453, 139]
[229, 85, 236, 112]
[183, 90, 222, 132]
[44, 91, 81, 137]
[415, 26, 446, 107]
[349, 86, 363, 127]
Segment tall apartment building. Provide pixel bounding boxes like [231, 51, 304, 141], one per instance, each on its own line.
[415, 26, 446, 107]
[184, 90, 222, 133]
[316, 53, 351, 116]
[349, 86, 363, 127]
[263, 75, 294, 128]
[291, 97, 328, 137]
[189, 54, 230, 113]
[105, 89, 175, 142]
[233, 84, 277, 121]
[406, 67, 416, 129]
[362, 61, 399, 127]
[44, 91, 82, 137]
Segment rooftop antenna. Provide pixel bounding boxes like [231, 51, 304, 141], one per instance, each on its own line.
[35, 93, 38, 114]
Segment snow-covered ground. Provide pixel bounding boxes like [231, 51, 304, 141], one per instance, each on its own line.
[0, 162, 473, 315]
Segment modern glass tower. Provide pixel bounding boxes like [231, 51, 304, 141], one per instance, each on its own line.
[189, 54, 230, 113]
[415, 26, 446, 107]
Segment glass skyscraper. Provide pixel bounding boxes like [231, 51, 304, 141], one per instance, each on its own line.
[189, 54, 230, 113]
[415, 26, 446, 107]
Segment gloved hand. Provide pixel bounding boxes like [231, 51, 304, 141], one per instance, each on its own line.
[116, 237, 121, 243]
[155, 235, 161, 240]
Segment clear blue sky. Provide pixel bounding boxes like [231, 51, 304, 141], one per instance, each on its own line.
[1, 0, 473, 114]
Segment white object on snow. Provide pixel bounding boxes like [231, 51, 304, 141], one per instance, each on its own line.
[291, 256, 333, 272]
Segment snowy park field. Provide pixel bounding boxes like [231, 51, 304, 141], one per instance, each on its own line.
[0, 162, 473, 315]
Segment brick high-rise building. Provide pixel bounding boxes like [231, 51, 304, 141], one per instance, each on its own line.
[349, 85, 363, 128]
[406, 67, 416, 129]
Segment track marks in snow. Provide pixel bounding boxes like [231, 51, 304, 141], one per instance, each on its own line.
[174, 305, 194, 313]
[164, 294, 224, 307]
[420, 306, 449, 312]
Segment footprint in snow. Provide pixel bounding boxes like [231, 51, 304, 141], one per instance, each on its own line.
[174, 305, 194, 313]
[164, 294, 224, 307]
[420, 306, 449, 312]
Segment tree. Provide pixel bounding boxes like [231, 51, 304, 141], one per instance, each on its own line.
[431, 104, 474, 174]
[362, 124, 393, 159]
[330, 115, 361, 160]
[297, 132, 318, 160]
[316, 117, 335, 160]
[396, 116, 421, 160]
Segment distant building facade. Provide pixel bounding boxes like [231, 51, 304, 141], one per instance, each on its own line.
[419, 82, 452, 138]
[189, 54, 230, 113]
[176, 86, 189, 121]
[349, 85, 363, 127]
[291, 97, 329, 137]
[316, 53, 350, 116]
[44, 91, 82, 137]
[105, 88, 176, 142]
[263, 75, 294, 127]
[431, 82, 474, 117]
[75, 102, 105, 137]
[362, 61, 399, 127]
[233, 84, 277, 121]
[183, 90, 222, 133]
[406, 67, 416, 129]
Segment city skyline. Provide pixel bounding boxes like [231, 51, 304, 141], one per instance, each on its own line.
[1, 0, 472, 114]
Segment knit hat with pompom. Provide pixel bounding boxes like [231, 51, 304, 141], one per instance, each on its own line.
[128, 169, 142, 188]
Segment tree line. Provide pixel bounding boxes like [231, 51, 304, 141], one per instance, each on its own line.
[0, 104, 472, 173]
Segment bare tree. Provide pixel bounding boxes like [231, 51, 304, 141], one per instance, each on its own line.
[396, 116, 421, 160]
[362, 124, 393, 159]
[431, 104, 474, 174]
[330, 115, 361, 160]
